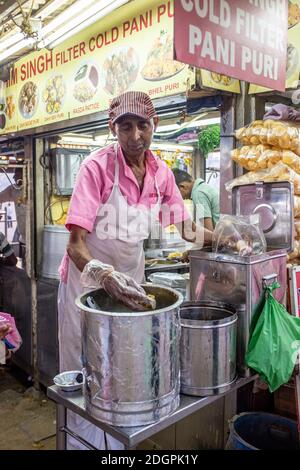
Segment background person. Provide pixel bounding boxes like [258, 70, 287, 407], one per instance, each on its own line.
[173, 169, 220, 231]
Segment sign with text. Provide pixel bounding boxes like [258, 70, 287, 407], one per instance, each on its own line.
[0, 0, 191, 135]
[249, 0, 300, 94]
[174, 0, 288, 92]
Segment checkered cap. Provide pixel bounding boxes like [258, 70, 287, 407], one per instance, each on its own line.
[109, 91, 157, 123]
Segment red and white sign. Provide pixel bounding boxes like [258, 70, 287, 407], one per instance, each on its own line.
[174, 0, 288, 92]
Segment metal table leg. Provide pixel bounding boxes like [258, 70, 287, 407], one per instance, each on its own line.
[295, 371, 300, 439]
[56, 404, 67, 450]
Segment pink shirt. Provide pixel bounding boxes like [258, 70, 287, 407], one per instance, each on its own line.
[59, 143, 189, 281]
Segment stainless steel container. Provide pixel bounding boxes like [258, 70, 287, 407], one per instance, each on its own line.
[232, 181, 294, 252]
[76, 285, 183, 427]
[180, 301, 237, 396]
[42, 225, 69, 279]
[190, 181, 291, 377]
[190, 249, 287, 376]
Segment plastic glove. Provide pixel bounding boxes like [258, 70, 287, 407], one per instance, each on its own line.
[102, 272, 156, 311]
[80, 259, 114, 289]
[81, 259, 155, 311]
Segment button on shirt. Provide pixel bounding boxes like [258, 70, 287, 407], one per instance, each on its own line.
[60, 144, 189, 280]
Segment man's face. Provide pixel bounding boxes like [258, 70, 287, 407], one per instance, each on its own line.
[110, 115, 158, 159]
[178, 181, 191, 199]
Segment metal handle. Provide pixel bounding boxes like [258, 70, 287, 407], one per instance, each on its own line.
[262, 273, 278, 287]
[60, 426, 109, 450]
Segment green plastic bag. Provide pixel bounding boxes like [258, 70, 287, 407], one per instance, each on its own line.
[245, 282, 300, 392]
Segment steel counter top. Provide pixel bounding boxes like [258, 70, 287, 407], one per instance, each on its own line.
[145, 262, 189, 271]
[48, 375, 257, 449]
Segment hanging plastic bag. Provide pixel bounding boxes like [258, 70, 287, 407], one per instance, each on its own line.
[212, 214, 266, 256]
[245, 282, 300, 392]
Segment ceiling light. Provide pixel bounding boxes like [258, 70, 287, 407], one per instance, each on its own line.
[36, 0, 67, 21]
[189, 117, 220, 127]
[40, 0, 96, 38]
[155, 113, 208, 137]
[0, 0, 129, 64]
[151, 143, 194, 152]
[0, 0, 76, 54]
[0, 32, 24, 52]
[41, 0, 129, 49]
[156, 124, 180, 132]
[0, 37, 35, 63]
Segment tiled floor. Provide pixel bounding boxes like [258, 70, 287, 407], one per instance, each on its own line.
[0, 366, 56, 450]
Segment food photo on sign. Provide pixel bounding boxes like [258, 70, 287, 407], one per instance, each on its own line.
[18, 81, 39, 119]
[73, 62, 99, 103]
[101, 46, 139, 95]
[42, 74, 66, 114]
[141, 30, 185, 81]
[199, 68, 241, 93]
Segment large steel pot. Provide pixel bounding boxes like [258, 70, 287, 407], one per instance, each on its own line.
[76, 284, 183, 427]
[180, 301, 237, 396]
[42, 225, 69, 279]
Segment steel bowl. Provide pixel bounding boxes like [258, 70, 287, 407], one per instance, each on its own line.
[53, 370, 83, 392]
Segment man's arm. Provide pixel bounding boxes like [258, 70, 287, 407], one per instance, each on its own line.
[175, 218, 212, 247]
[67, 225, 93, 272]
[67, 225, 153, 309]
[203, 217, 214, 231]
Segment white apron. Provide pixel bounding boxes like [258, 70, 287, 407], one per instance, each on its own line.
[58, 144, 161, 450]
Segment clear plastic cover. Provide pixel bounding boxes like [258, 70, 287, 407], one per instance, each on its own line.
[212, 214, 267, 257]
[81, 259, 155, 311]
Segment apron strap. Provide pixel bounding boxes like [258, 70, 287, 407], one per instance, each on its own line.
[113, 143, 120, 187]
[154, 176, 161, 205]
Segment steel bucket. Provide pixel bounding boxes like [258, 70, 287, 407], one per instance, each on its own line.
[226, 412, 300, 450]
[42, 225, 69, 279]
[180, 301, 237, 396]
[76, 284, 183, 427]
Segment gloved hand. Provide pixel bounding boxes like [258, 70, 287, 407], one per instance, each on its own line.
[81, 259, 155, 311]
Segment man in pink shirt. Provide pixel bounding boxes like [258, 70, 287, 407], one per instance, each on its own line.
[58, 91, 212, 450]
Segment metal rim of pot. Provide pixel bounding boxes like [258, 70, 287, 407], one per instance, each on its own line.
[75, 283, 184, 317]
[180, 300, 238, 328]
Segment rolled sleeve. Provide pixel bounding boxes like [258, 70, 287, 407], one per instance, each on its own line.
[66, 162, 102, 233]
[159, 169, 190, 227]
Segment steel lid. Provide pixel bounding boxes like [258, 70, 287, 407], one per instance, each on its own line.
[232, 181, 294, 252]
